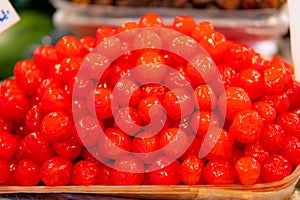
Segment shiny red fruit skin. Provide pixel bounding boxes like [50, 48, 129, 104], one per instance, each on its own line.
[140, 84, 167, 101]
[14, 159, 40, 186]
[40, 156, 72, 186]
[0, 158, 10, 184]
[280, 136, 300, 167]
[259, 124, 286, 154]
[55, 35, 84, 59]
[95, 164, 114, 185]
[40, 87, 70, 113]
[173, 15, 196, 36]
[40, 111, 73, 143]
[160, 127, 189, 159]
[234, 156, 261, 185]
[162, 89, 195, 121]
[252, 101, 276, 124]
[86, 87, 113, 120]
[24, 104, 44, 133]
[244, 143, 269, 163]
[261, 154, 292, 183]
[0, 116, 13, 132]
[71, 160, 99, 186]
[229, 110, 264, 144]
[74, 115, 104, 147]
[137, 96, 164, 124]
[194, 84, 217, 111]
[205, 128, 234, 161]
[148, 156, 180, 185]
[0, 131, 18, 160]
[111, 155, 145, 185]
[203, 159, 235, 185]
[52, 136, 82, 161]
[275, 112, 300, 139]
[218, 87, 252, 120]
[33, 45, 59, 72]
[17, 132, 55, 165]
[131, 131, 160, 164]
[98, 128, 131, 159]
[236, 68, 264, 101]
[0, 88, 29, 120]
[139, 13, 164, 27]
[178, 155, 204, 185]
[190, 111, 220, 138]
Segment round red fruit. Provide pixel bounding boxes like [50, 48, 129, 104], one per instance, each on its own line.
[261, 154, 292, 183]
[40, 156, 72, 186]
[40, 111, 73, 143]
[229, 110, 263, 144]
[218, 87, 252, 120]
[0, 131, 18, 160]
[203, 159, 235, 185]
[71, 160, 99, 185]
[178, 155, 204, 185]
[111, 155, 145, 185]
[14, 159, 40, 186]
[234, 156, 261, 185]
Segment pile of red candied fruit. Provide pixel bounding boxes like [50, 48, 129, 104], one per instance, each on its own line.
[0, 13, 299, 187]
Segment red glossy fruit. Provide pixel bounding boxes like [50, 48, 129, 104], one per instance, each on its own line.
[40, 156, 72, 186]
[0, 87, 29, 120]
[259, 124, 285, 154]
[234, 156, 261, 185]
[40, 111, 73, 143]
[0, 116, 13, 132]
[33, 45, 59, 72]
[74, 115, 104, 147]
[55, 35, 84, 58]
[244, 143, 269, 163]
[111, 155, 145, 185]
[252, 101, 276, 124]
[14, 159, 40, 186]
[98, 128, 131, 159]
[95, 164, 114, 185]
[261, 154, 292, 183]
[218, 87, 252, 120]
[148, 156, 180, 185]
[135, 51, 167, 83]
[17, 132, 55, 165]
[0, 158, 10, 184]
[275, 112, 300, 139]
[52, 136, 82, 161]
[160, 127, 189, 158]
[194, 84, 217, 111]
[137, 96, 164, 124]
[173, 15, 196, 36]
[40, 87, 70, 113]
[190, 111, 220, 138]
[71, 160, 99, 185]
[280, 136, 300, 167]
[178, 155, 204, 185]
[203, 159, 235, 185]
[139, 13, 164, 27]
[205, 128, 234, 161]
[236, 68, 264, 100]
[229, 110, 264, 144]
[86, 87, 113, 120]
[131, 131, 160, 164]
[162, 89, 195, 121]
[0, 131, 18, 160]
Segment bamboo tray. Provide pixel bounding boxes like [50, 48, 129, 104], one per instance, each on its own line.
[0, 166, 299, 200]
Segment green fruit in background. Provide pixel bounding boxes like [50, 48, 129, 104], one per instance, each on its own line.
[0, 10, 53, 80]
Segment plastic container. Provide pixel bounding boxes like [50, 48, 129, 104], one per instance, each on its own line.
[0, 166, 299, 199]
[50, 0, 289, 42]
